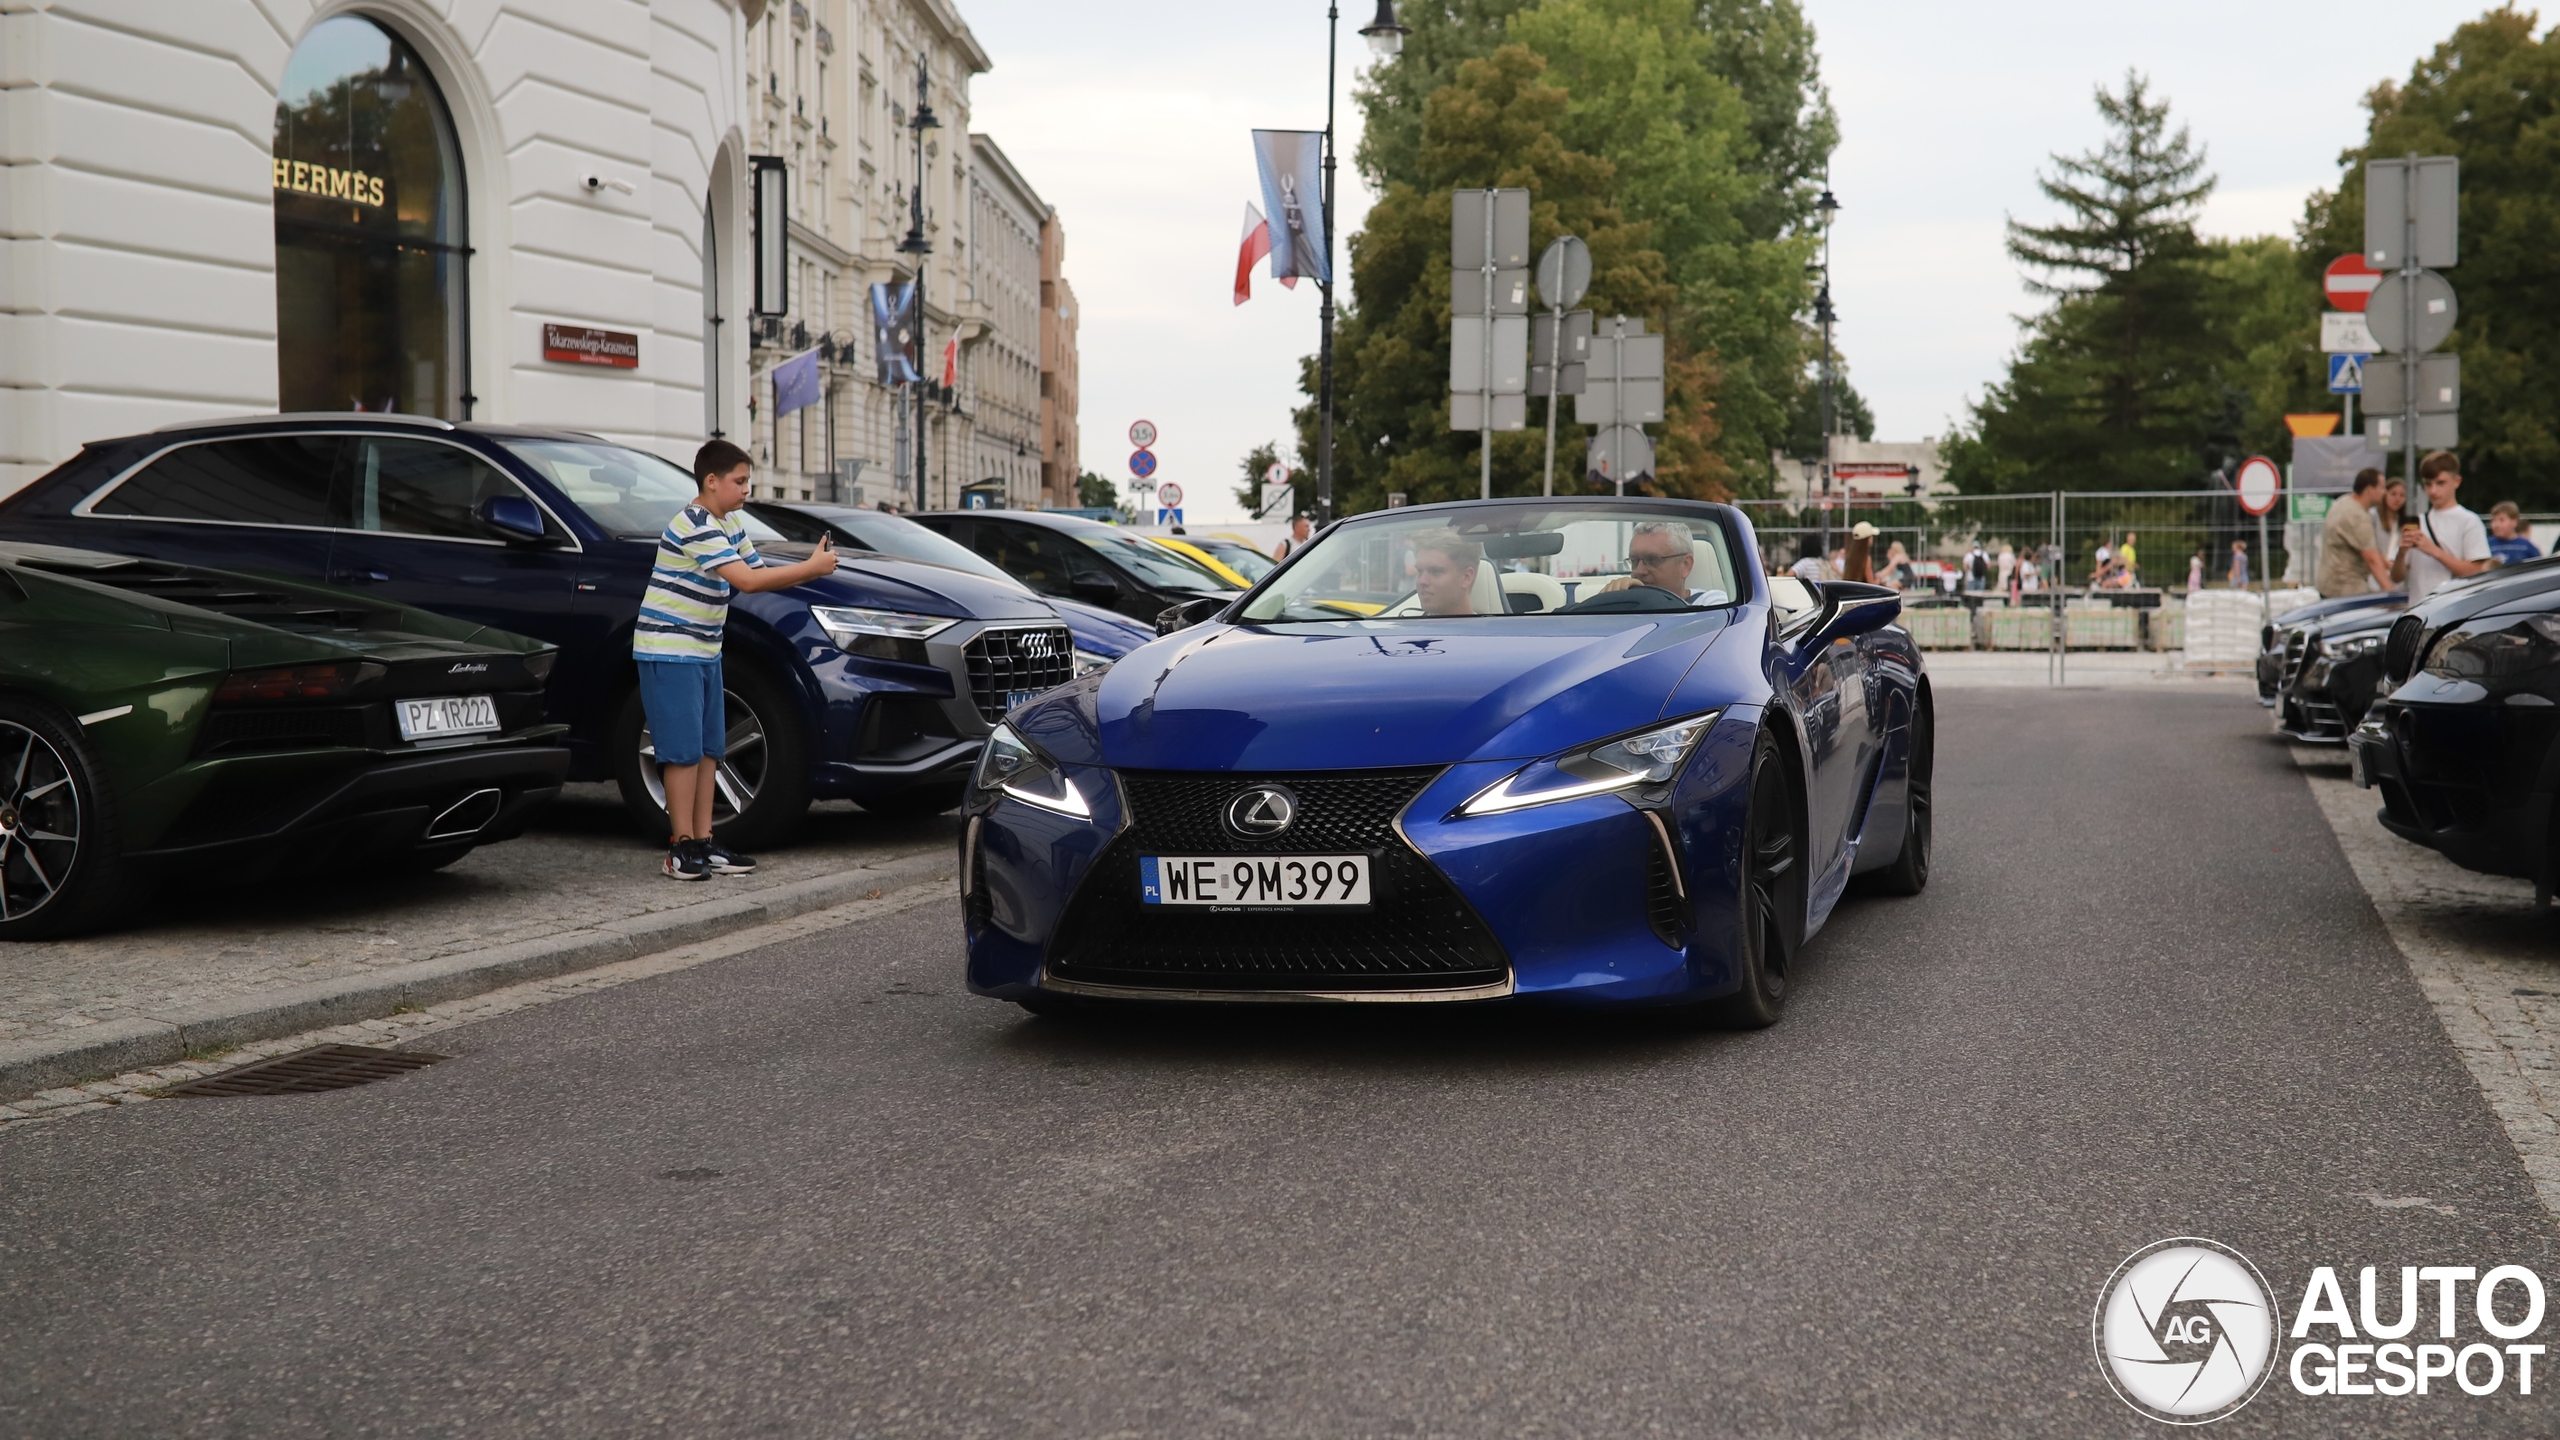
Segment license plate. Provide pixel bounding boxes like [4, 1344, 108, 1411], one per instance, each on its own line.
[396, 694, 500, 741]
[1141, 854, 1371, 909]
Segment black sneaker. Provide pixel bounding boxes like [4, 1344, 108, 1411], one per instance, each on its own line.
[664, 839, 709, 881]
[702, 840, 757, 875]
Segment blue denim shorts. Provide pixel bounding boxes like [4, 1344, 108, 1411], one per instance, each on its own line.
[637, 658, 725, 766]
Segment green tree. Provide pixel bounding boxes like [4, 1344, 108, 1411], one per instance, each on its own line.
[2296, 8, 2560, 507]
[1945, 74, 2241, 492]
[1075, 469, 1116, 510]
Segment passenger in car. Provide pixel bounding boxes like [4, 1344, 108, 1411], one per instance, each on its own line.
[1412, 530, 1483, 616]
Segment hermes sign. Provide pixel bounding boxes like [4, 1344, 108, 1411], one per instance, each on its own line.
[542, 324, 640, 369]
[273, 159, 385, 207]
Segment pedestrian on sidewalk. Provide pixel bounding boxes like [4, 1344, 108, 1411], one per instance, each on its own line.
[2185, 548, 2204, 593]
[2487, 501, 2541, 567]
[2228, 540, 2250, 589]
[1997, 542, 2018, 599]
[2391, 450, 2493, 604]
[635, 440, 842, 882]
[1841, 522, 1877, 584]
[2316, 468, 2394, 598]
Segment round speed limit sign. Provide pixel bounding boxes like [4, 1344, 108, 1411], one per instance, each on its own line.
[1129, 419, 1158, 449]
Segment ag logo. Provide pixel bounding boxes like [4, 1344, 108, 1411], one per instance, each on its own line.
[2094, 1238, 2280, 1424]
[1223, 785, 1298, 839]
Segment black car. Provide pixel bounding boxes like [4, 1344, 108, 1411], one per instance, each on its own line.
[2258, 592, 2401, 704]
[0, 415, 1084, 847]
[908, 509, 1238, 627]
[2271, 599, 2405, 742]
[2348, 556, 2560, 890]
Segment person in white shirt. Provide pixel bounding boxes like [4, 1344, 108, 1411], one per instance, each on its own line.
[2390, 451, 2494, 604]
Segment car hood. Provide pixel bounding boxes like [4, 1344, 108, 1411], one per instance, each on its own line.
[761, 548, 1055, 621]
[1046, 596, 1155, 658]
[1051, 613, 1737, 771]
[2313, 600, 2406, 637]
[2277, 592, 2403, 629]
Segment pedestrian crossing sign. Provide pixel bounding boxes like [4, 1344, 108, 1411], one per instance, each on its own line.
[2328, 353, 2366, 394]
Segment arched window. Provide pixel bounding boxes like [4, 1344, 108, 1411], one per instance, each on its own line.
[273, 15, 470, 417]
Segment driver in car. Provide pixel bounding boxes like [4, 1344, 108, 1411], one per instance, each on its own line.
[1601, 520, 1713, 602]
[1412, 530, 1483, 616]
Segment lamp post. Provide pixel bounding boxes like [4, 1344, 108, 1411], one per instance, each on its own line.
[1303, 2, 1407, 529]
[899, 58, 939, 512]
[1812, 184, 1840, 539]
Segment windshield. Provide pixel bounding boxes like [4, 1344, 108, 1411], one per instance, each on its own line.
[1239, 505, 1741, 622]
[812, 509, 1023, 587]
[1196, 539, 1277, 582]
[504, 440, 788, 544]
[1075, 527, 1241, 591]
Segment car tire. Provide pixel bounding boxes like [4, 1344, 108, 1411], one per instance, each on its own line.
[610, 661, 811, 852]
[0, 696, 132, 942]
[860, 783, 967, 820]
[1707, 733, 1800, 1029]
[1863, 696, 1933, 898]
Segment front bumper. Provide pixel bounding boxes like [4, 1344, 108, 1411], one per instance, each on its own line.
[2350, 701, 2557, 881]
[960, 716, 1761, 1007]
[2274, 653, 2384, 744]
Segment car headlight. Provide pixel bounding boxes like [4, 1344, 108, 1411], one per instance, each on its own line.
[811, 606, 955, 664]
[1073, 648, 1113, 679]
[973, 722, 1090, 818]
[2323, 633, 2384, 661]
[1459, 709, 1725, 816]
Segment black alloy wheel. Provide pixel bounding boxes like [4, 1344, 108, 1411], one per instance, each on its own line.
[1864, 695, 1933, 897]
[612, 662, 812, 851]
[0, 699, 128, 942]
[1710, 734, 1799, 1028]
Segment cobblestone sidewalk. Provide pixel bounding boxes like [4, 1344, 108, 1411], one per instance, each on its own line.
[0, 785, 955, 1057]
[2293, 746, 2560, 1215]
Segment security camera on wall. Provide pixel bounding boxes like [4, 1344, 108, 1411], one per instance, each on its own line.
[580, 172, 634, 196]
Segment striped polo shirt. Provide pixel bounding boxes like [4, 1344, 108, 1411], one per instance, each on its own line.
[633, 502, 762, 661]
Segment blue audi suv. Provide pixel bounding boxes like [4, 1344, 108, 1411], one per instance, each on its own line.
[0, 413, 1116, 846]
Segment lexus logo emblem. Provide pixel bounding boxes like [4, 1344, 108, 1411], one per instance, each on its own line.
[1224, 786, 1298, 839]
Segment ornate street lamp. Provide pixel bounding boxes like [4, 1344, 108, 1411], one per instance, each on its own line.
[1359, 1, 1409, 58]
[901, 59, 939, 508]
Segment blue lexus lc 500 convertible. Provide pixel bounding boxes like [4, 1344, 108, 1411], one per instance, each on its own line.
[958, 497, 1933, 1025]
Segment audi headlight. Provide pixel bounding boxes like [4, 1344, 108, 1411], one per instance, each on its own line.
[973, 722, 1090, 818]
[811, 606, 955, 664]
[1459, 710, 1725, 816]
[1073, 648, 1113, 679]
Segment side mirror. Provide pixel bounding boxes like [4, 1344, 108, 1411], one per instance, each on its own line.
[475, 495, 554, 546]
[1157, 596, 1228, 635]
[1815, 580, 1901, 641]
[1070, 573, 1122, 603]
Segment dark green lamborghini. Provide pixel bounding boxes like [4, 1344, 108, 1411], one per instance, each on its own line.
[0, 541, 569, 940]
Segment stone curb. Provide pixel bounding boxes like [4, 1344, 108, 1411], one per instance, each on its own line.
[0, 849, 956, 1103]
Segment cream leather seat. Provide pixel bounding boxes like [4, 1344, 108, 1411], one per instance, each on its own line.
[1381, 560, 1513, 616]
[1496, 570, 1568, 613]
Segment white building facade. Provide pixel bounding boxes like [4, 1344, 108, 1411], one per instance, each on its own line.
[0, 0, 777, 497]
[1, 0, 1078, 511]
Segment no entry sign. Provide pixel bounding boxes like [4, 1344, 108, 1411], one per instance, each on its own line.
[2235, 456, 2282, 517]
[2323, 254, 2380, 314]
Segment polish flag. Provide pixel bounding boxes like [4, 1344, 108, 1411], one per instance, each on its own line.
[1234, 202, 1299, 305]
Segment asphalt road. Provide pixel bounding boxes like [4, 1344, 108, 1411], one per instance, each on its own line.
[4, 687, 2553, 1438]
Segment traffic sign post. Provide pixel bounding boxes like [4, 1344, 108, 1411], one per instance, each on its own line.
[1533, 234, 1591, 496]
[1156, 508, 1184, 528]
[2236, 455, 2281, 628]
[2366, 155, 2460, 487]
[2323, 254, 2380, 312]
[1449, 188, 1532, 498]
[1156, 482, 1184, 511]
[1129, 449, 1158, 480]
[1129, 419, 1158, 450]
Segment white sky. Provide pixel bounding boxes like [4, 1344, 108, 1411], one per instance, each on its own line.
[963, 1, 2488, 520]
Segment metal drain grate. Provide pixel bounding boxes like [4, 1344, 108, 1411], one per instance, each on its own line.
[165, 1044, 449, 1097]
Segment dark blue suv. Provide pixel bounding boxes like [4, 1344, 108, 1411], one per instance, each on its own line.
[0, 413, 1117, 846]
